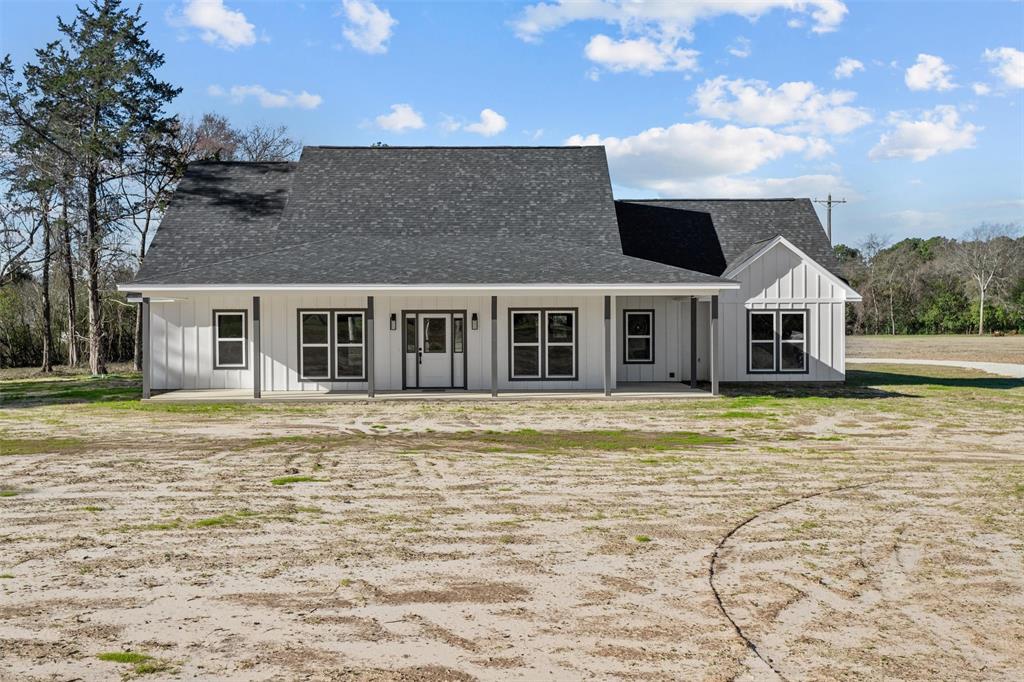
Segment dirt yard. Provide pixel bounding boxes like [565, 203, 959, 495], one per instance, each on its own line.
[847, 334, 1024, 364]
[2, 366, 1023, 681]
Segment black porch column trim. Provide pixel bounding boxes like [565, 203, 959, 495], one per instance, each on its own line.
[711, 295, 719, 396]
[490, 296, 498, 397]
[367, 296, 375, 398]
[603, 295, 612, 396]
[141, 297, 151, 399]
[253, 296, 261, 399]
[689, 296, 698, 388]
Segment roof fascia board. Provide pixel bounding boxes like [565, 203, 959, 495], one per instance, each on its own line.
[118, 282, 740, 296]
[722, 235, 862, 301]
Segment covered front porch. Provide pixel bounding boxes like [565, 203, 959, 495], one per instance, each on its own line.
[145, 382, 716, 402]
[131, 287, 729, 401]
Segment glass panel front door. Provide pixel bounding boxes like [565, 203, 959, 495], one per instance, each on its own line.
[417, 314, 451, 388]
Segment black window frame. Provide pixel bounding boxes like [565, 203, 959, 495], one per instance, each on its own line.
[213, 309, 248, 370]
[507, 307, 579, 381]
[622, 309, 655, 364]
[746, 308, 810, 375]
[297, 308, 368, 382]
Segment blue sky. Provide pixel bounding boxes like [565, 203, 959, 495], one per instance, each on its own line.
[2, 0, 1022, 246]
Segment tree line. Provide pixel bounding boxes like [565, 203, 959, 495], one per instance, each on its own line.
[836, 224, 1024, 335]
[0, 0, 301, 371]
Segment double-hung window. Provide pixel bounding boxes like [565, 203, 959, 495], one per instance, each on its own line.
[511, 311, 541, 379]
[335, 311, 365, 379]
[748, 310, 807, 373]
[623, 310, 654, 363]
[545, 310, 575, 378]
[214, 310, 247, 369]
[509, 309, 577, 380]
[300, 311, 331, 379]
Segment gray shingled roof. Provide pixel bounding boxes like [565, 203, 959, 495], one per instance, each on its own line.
[615, 199, 844, 278]
[133, 146, 729, 286]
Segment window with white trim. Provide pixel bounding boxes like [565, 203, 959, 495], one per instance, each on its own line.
[300, 311, 331, 379]
[214, 310, 247, 369]
[335, 311, 365, 379]
[511, 311, 541, 378]
[545, 310, 575, 378]
[623, 310, 654, 363]
[747, 310, 807, 373]
[779, 311, 807, 372]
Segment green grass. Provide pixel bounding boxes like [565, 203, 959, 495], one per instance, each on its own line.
[0, 490, 19, 498]
[1, 436, 87, 456]
[635, 535, 652, 543]
[270, 475, 326, 486]
[97, 651, 151, 664]
[1, 374, 141, 406]
[460, 428, 736, 454]
[96, 650, 172, 676]
[0, 573, 14, 579]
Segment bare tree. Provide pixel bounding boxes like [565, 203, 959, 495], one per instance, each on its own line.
[236, 122, 301, 162]
[954, 223, 1021, 334]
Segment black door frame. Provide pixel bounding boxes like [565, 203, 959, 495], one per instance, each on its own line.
[400, 309, 468, 390]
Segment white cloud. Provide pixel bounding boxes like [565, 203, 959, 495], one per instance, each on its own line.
[180, 0, 256, 49]
[904, 53, 956, 91]
[869, 106, 980, 162]
[512, 1, 848, 42]
[647, 173, 852, 199]
[209, 84, 322, 109]
[833, 57, 864, 79]
[464, 109, 508, 137]
[728, 36, 751, 59]
[584, 34, 698, 74]
[443, 109, 509, 137]
[972, 82, 992, 96]
[375, 103, 424, 132]
[340, 0, 396, 54]
[983, 47, 1024, 88]
[694, 77, 872, 135]
[566, 121, 827, 196]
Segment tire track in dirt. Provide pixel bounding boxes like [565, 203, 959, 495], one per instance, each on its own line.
[708, 480, 882, 681]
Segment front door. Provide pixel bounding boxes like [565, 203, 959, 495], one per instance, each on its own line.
[418, 313, 451, 388]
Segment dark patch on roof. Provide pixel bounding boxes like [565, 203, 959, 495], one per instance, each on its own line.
[615, 198, 843, 278]
[133, 147, 728, 286]
[134, 161, 296, 283]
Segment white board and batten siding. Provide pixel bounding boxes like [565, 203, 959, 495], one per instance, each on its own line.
[718, 241, 848, 382]
[148, 293, 618, 392]
[615, 297, 710, 383]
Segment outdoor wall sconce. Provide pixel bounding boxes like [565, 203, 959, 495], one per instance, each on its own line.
[471, 313, 479, 330]
[390, 313, 397, 330]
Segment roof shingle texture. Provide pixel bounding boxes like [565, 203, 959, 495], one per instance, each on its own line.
[134, 146, 727, 286]
[615, 199, 843, 278]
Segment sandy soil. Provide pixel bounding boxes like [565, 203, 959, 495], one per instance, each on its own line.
[1, 365, 1023, 681]
[847, 334, 1024, 364]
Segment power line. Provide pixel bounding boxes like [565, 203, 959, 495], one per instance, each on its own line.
[813, 194, 847, 244]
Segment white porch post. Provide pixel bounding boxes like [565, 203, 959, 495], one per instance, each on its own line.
[141, 297, 151, 399]
[603, 295, 612, 396]
[710, 295, 720, 396]
[490, 296, 498, 397]
[253, 296, 261, 399]
[366, 296, 375, 398]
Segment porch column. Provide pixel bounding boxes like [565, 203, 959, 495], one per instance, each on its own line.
[141, 297, 151, 399]
[253, 296, 261, 399]
[366, 296, 375, 398]
[710, 295, 720, 396]
[689, 296, 698, 389]
[603, 295, 612, 396]
[490, 296, 498, 397]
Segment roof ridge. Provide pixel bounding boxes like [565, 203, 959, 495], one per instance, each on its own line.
[303, 145, 589, 150]
[617, 197, 801, 202]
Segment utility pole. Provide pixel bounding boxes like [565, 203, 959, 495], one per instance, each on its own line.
[813, 194, 847, 244]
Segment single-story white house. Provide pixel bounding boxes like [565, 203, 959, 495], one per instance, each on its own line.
[119, 146, 861, 399]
